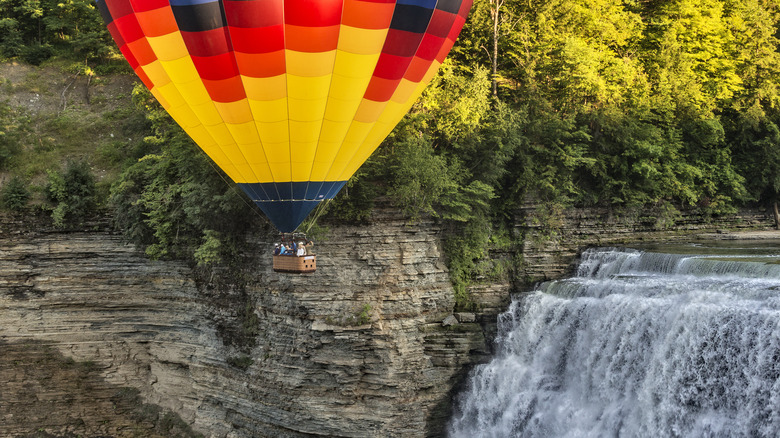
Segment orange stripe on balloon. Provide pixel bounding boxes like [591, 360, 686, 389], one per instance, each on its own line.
[234, 51, 286, 78]
[404, 56, 432, 83]
[285, 25, 340, 53]
[125, 38, 157, 66]
[342, 0, 395, 29]
[135, 6, 178, 37]
[134, 66, 155, 90]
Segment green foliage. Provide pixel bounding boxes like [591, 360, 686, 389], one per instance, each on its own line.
[0, 101, 27, 169]
[45, 160, 96, 227]
[1, 175, 29, 210]
[193, 229, 223, 266]
[325, 303, 373, 326]
[386, 135, 459, 222]
[0, 0, 115, 63]
[3, 0, 780, 312]
[110, 86, 260, 264]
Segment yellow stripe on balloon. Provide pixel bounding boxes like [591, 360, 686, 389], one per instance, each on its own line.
[189, 100, 224, 126]
[324, 120, 373, 180]
[141, 60, 172, 88]
[224, 120, 261, 146]
[241, 75, 287, 101]
[338, 61, 443, 180]
[159, 57, 202, 88]
[146, 33, 188, 61]
[248, 98, 289, 124]
[213, 99, 254, 125]
[337, 26, 388, 55]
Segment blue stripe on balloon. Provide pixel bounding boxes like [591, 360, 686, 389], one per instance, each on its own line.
[169, 0, 216, 6]
[435, 0, 462, 13]
[238, 181, 347, 202]
[254, 200, 320, 233]
[397, 0, 438, 8]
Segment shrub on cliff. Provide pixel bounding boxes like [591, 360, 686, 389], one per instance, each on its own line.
[0, 175, 30, 211]
[45, 160, 96, 227]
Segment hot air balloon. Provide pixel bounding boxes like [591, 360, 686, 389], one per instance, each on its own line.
[96, 0, 472, 235]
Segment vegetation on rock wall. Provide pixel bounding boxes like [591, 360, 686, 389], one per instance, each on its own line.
[2, 0, 780, 305]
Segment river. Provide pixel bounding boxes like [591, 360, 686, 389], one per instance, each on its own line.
[449, 240, 780, 437]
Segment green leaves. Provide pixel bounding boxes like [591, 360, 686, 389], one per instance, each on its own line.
[0, 0, 113, 63]
[109, 87, 258, 265]
[45, 160, 96, 227]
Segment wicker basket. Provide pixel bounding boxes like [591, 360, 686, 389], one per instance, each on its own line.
[273, 255, 316, 273]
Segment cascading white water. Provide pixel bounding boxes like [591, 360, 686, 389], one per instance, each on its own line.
[449, 245, 780, 437]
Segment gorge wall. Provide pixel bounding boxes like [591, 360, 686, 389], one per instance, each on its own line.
[0, 208, 490, 438]
[2, 204, 775, 437]
[515, 205, 778, 284]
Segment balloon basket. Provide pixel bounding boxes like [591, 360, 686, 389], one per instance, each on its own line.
[272, 232, 316, 274]
[273, 254, 316, 274]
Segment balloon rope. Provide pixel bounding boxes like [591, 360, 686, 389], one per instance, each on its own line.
[302, 199, 332, 234]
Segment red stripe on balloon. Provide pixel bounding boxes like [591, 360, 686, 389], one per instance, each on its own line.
[372, 52, 412, 80]
[104, 0, 135, 22]
[416, 33, 445, 61]
[202, 76, 246, 103]
[381, 28, 422, 57]
[284, 0, 343, 27]
[106, 22, 126, 48]
[180, 28, 231, 57]
[435, 0, 471, 62]
[191, 52, 240, 81]
[228, 25, 285, 53]
[113, 14, 146, 44]
[223, 0, 283, 28]
[427, 8, 457, 39]
[129, 0, 169, 13]
[363, 76, 401, 102]
[118, 44, 140, 69]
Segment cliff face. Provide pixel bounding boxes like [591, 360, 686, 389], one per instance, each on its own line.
[516, 205, 777, 284]
[0, 209, 490, 438]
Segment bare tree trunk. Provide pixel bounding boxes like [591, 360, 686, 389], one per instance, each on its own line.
[491, 0, 501, 99]
[60, 73, 79, 113]
[85, 70, 92, 105]
[773, 201, 779, 230]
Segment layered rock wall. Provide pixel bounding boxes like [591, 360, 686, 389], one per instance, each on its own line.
[0, 209, 489, 438]
[516, 205, 776, 284]
[2, 204, 774, 437]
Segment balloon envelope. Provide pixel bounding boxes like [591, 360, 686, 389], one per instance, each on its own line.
[97, 0, 473, 232]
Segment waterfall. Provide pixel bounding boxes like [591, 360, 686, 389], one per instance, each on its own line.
[449, 246, 780, 437]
